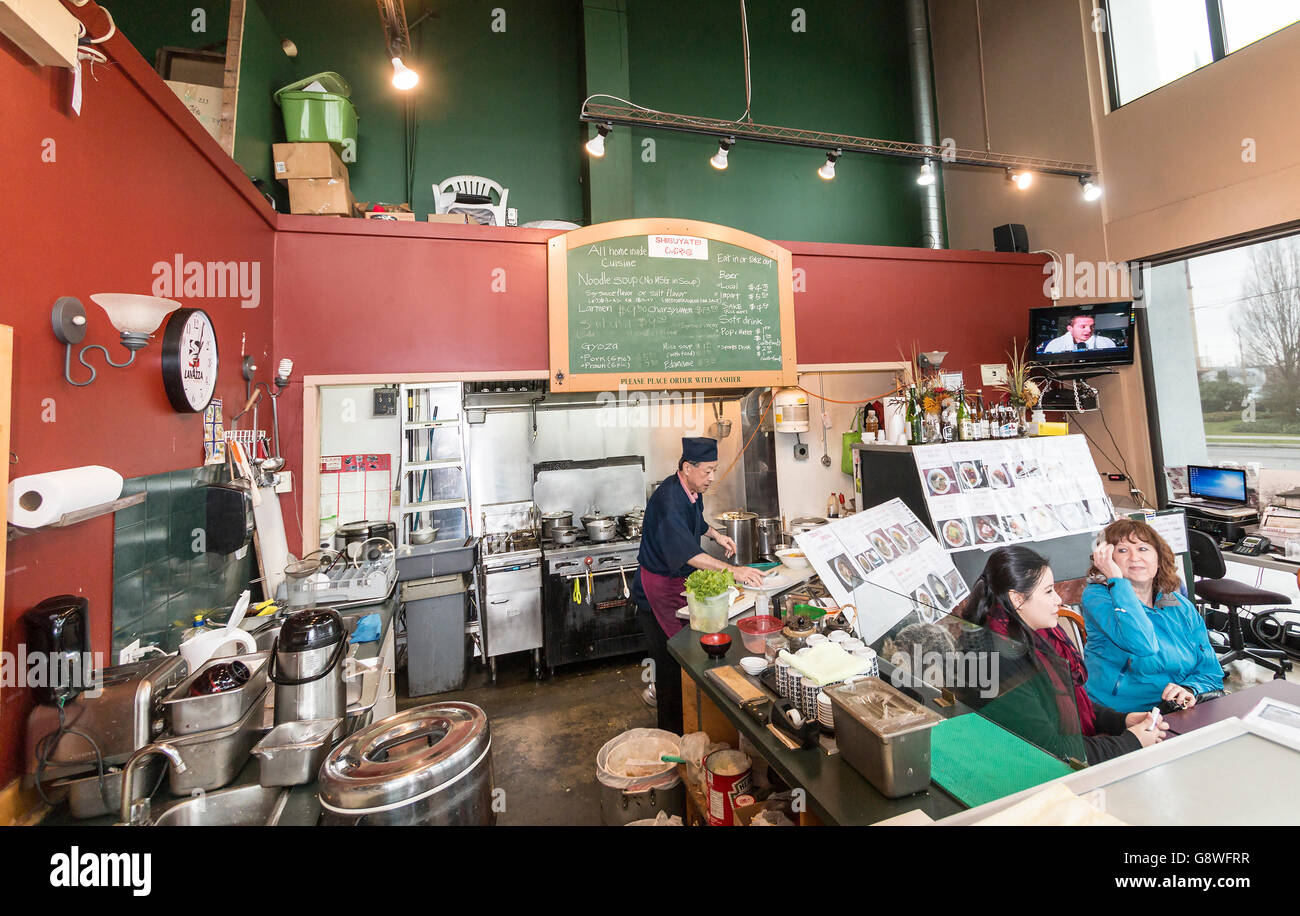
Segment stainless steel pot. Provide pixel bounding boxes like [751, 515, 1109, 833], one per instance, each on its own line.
[317, 702, 495, 826]
[790, 517, 828, 538]
[584, 516, 618, 542]
[333, 521, 372, 553]
[270, 609, 348, 725]
[549, 525, 581, 545]
[756, 517, 783, 559]
[714, 510, 758, 565]
[540, 512, 573, 541]
[617, 510, 644, 539]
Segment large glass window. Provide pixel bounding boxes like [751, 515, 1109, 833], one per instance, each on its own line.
[1146, 234, 1300, 475]
[1222, 0, 1300, 52]
[1105, 0, 1300, 107]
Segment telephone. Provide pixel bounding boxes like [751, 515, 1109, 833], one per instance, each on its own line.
[1234, 535, 1271, 556]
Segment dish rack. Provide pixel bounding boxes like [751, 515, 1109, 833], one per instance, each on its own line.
[277, 554, 398, 606]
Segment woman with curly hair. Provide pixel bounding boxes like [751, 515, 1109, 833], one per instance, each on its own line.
[1083, 518, 1224, 713]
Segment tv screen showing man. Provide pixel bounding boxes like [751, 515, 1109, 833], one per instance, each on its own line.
[1040, 314, 1118, 354]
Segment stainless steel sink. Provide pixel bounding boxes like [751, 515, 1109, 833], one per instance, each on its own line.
[151, 783, 290, 826]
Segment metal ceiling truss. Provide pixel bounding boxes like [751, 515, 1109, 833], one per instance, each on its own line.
[580, 102, 1097, 180]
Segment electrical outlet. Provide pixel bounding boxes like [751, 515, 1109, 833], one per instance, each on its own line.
[793, 442, 809, 460]
[274, 470, 293, 494]
[118, 639, 142, 665]
[981, 364, 1008, 385]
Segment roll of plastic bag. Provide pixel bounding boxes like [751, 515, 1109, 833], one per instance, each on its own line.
[7, 466, 123, 529]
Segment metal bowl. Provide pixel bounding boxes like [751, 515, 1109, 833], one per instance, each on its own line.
[411, 527, 438, 545]
[550, 525, 581, 545]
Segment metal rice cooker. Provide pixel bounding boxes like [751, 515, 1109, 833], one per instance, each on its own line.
[317, 702, 495, 825]
[333, 521, 373, 554]
[269, 609, 348, 725]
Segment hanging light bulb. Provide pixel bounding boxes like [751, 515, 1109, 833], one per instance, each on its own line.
[391, 57, 419, 90]
[1006, 169, 1033, 190]
[917, 160, 936, 186]
[710, 137, 735, 170]
[1080, 175, 1102, 201]
[585, 123, 612, 157]
[818, 149, 841, 180]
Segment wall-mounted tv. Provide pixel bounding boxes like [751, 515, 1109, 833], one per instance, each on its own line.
[1029, 301, 1136, 369]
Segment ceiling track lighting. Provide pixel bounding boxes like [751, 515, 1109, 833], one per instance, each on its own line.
[585, 122, 612, 157]
[578, 101, 1098, 188]
[1080, 175, 1102, 201]
[818, 148, 841, 180]
[1006, 168, 1034, 190]
[917, 159, 936, 186]
[378, 0, 419, 90]
[710, 137, 735, 171]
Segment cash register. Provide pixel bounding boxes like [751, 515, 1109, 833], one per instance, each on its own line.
[1169, 465, 1258, 543]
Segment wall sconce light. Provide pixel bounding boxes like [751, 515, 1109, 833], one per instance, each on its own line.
[52, 294, 180, 387]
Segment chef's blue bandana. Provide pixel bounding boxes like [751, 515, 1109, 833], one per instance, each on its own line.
[681, 437, 719, 464]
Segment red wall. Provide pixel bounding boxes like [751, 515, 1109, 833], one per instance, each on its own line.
[272, 222, 1050, 555]
[2, 7, 276, 790]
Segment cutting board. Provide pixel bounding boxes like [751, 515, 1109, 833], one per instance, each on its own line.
[705, 665, 770, 705]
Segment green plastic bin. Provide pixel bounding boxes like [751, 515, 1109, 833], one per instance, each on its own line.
[274, 71, 358, 151]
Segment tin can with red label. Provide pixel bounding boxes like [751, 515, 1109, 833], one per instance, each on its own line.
[704, 749, 753, 826]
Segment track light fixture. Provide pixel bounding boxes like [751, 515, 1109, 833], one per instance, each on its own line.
[710, 137, 735, 170]
[817, 149, 841, 181]
[917, 159, 936, 186]
[585, 122, 612, 157]
[391, 57, 418, 90]
[1007, 169, 1034, 190]
[1080, 175, 1102, 201]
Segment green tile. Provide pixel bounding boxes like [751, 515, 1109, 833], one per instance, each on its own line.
[141, 516, 170, 562]
[142, 557, 172, 611]
[169, 509, 203, 560]
[112, 570, 145, 630]
[114, 480, 146, 529]
[144, 473, 172, 520]
[113, 522, 147, 579]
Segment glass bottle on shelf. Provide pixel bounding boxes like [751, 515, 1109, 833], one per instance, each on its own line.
[957, 389, 972, 441]
[906, 387, 922, 445]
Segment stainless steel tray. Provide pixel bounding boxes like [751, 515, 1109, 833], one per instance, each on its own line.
[48, 759, 162, 820]
[251, 718, 341, 787]
[162, 652, 271, 735]
[166, 685, 271, 794]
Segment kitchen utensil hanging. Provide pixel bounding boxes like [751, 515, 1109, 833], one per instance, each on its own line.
[708, 401, 732, 439]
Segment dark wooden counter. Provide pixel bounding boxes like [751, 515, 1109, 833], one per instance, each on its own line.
[669, 624, 965, 826]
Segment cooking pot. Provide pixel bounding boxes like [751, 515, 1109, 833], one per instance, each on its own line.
[618, 510, 644, 539]
[333, 521, 372, 553]
[549, 525, 581, 545]
[541, 512, 574, 541]
[755, 517, 783, 559]
[789, 517, 828, 538]
[585, 517, 618, 542]
[317, 702, 495, 825]
[714, 510, 758, 565]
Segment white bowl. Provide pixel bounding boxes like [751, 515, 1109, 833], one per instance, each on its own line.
[738, 656, 767, 675]
[775, 548, 811, 570]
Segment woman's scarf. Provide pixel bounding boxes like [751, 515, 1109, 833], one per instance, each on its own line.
[985, 601, 1098, 736]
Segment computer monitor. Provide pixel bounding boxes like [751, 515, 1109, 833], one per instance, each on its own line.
[1187, 465, 1248, 504]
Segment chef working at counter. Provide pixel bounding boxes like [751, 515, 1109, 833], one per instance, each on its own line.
[633, 437, 767, 733]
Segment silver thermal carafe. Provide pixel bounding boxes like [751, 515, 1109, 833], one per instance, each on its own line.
[269, 608, 348, 725]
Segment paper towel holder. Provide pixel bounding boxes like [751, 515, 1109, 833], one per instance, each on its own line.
[51, 295, 179, 387]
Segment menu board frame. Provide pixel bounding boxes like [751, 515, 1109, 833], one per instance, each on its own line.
[547, 218, 797, 392]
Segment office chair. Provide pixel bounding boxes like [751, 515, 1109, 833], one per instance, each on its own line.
[1187, 528, 1293, 678]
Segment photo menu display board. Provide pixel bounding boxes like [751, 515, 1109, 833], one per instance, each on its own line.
[911, 435, 1113, 552]
[794, 498, 970, 645]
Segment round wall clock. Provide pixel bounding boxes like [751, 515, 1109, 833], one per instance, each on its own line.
[161, 308, 219, 412]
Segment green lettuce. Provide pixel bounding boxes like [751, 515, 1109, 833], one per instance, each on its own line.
[684, 568, 734, 599]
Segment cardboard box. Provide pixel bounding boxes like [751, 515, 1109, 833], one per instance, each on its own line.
[287, 177, 355, 216]
[364, 211, 416, 221]
[427, 213, 471, 224]
[356, 202, 415, 221]
[165, 80, 222, 142]
[273, 142, 348, 182]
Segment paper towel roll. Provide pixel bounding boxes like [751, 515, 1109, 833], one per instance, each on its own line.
[7, 466, 124, 528]
[883, 396, 907, 445]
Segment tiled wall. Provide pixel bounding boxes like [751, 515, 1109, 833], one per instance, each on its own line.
[112, 465, 253, 658]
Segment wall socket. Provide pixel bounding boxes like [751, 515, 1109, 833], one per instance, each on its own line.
[793, 442, 809, 460]
[980, 364, 1009, 385]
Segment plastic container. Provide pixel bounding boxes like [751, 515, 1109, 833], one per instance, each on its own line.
[596, 728, 685, 827]
[686, 587, 737, 633]
[275, 72, 358, 150]
[736, 615, 783, 653]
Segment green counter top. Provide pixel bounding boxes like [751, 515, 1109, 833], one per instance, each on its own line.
[668, 624, 967, 826]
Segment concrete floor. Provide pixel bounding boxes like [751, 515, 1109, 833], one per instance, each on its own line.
[397, 652, 656, 826]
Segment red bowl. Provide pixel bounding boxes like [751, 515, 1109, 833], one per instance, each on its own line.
[699, 632, 732, 658]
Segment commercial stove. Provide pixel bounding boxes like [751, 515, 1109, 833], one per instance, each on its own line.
[541, 534, 645, 671]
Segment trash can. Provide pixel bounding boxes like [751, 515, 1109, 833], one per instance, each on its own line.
[274, 71, 358, 150]
[596, 728, 686, 826]
[402, 574, 468, 696]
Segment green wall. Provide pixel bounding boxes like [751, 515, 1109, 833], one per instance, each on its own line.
[111, 0, 231, 69]
[116, 0, 936, 245]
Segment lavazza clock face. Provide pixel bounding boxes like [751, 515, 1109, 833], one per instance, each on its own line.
[161, 308, 219, 413]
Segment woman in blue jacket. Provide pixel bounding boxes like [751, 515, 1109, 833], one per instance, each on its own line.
[1082, 518, 1224, 713]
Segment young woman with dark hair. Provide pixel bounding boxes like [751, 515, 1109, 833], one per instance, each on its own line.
[1083, 518, 1224, 713]
[962, 545, 1166, 765]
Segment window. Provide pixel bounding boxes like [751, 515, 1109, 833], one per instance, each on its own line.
[1103, 0, 1300, 108]
[1221, 0, 1300, 52]
[1144, 234, 1300, 495]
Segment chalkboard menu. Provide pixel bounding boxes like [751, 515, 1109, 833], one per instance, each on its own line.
[547, 218, 797, 391]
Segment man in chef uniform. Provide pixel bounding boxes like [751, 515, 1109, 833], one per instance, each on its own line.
[633, 437, 766, 732]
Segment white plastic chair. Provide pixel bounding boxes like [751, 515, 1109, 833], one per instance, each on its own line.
[432, 175, 509, 226]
